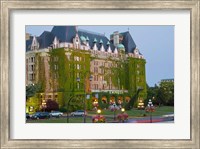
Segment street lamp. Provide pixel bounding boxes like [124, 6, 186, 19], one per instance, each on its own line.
[77, 75, 93, 123]
[113, 103, 117, 121]
[97, 109, 101, 117]
[121, 108, 125, 113]
[147, 99, 153, 123]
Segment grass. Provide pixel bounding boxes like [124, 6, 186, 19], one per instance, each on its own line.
[27, 106, 174, 123]
[88, 106, 174, 117]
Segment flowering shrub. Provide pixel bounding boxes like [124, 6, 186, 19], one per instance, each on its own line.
[92, 115, 106, 123]
[117, 113, 128, 122]
[92, 102, 98, 107]
[145, 106, 155, 112]
[109, 105, 120, 112]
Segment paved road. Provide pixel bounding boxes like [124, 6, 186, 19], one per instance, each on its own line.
[27, 114, 174, 123]
[127, 116, 174, 123]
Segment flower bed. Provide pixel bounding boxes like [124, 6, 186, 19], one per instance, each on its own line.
[92, 115, 106, 123]
[145, 106, 156, 112]
[117, 113, 128, 122]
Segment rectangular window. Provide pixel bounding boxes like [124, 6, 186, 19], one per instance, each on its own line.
[54, 73, 58, 79]
[94, 67, 98, 73]
[77, 64, 81, 70]
[30, 57, 32, 63]
[77, 73, 80, 78]
[94, 84, 99, 90]
[54, 56, 58, 62]
[54, 64, 58, 70]
[101, 68, 104, 74]
[77, 83, 80, 89]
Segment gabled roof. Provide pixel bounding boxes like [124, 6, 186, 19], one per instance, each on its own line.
[37, 31, 55, 49]
[120, 31, 137, 53]
[51, 26, 76, 43]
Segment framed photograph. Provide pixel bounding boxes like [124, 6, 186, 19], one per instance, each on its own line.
[1, 0, 199, 148]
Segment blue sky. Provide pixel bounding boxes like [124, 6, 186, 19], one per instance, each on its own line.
[26, 25, 174, 87]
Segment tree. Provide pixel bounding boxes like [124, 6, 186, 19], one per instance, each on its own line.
[68, 96, 84, 112]
[146, 81, 174, 106]
[158, 81, 174, 106]
[44, 99, 59, 112]
[26, 84, 42, 100]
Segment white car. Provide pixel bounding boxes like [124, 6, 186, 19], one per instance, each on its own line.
[50, 111, 63, 117]
[71, 110, 87, 116]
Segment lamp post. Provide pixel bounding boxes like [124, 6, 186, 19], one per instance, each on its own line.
[66, 96, 74, 123]
[97, 109, 101, 117]
[77, 75, 92, 123]
[147, 99, 153, 123]
[121, 108, 125, 123]
[121, 108, 125, 113]
[113, 103, 116, 121]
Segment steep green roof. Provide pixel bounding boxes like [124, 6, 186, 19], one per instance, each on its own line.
[99, 39, 103, 44]
[86, 36, 89, 41]
[117, 44, 125, 49]
[80, 36, 86, 41]
[93, 38, 97, 43]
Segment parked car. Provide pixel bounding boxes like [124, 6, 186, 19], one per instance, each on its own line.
[50, 111, 63, 118]
[26, 113, 30, 120]
[163, 114, 174, 121]
[71, 110, 87, 116]
[31, 112, 50, 119]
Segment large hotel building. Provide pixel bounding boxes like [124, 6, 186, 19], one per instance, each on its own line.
[26, 26, 147, 112]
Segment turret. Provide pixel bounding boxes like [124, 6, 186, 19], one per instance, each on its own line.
[107, 41, 112, 53]
[31, 36, 39, 51]
[93, 38, 98, 51]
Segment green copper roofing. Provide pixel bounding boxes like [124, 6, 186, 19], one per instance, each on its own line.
[117, 44, 125, 49]
[86, 36, 89, 41]
[93, 38, 97, 43]
[80, 36, 86, 41]
[99, 39, 103, 44]
[107, 41, 110, 45]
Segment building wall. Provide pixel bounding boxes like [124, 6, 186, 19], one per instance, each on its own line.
[26, 32, 147, 110]
[26, 52, 36, 85]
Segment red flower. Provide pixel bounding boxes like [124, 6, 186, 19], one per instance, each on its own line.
[117, 113, 128, 122]
[92, 115, 106, 123]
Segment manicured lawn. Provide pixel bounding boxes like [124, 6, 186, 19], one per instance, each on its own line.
[88, 106, 174, 117]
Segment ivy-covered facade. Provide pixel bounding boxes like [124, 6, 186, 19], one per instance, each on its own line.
[26, 26, 147, 112]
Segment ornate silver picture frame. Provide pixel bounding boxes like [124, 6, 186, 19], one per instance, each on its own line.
[1, 0, 199, 148]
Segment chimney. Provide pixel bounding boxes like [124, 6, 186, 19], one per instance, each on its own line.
[113, 31, 119, 47]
